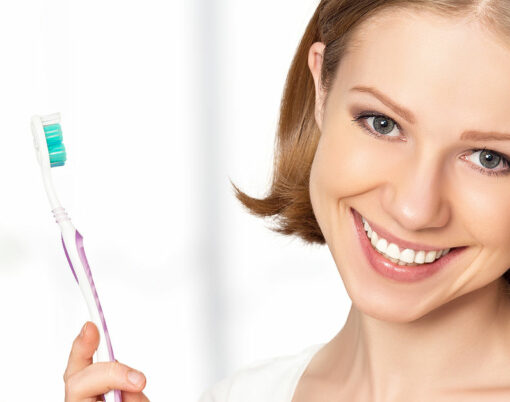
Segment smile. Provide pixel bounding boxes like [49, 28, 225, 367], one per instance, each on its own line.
[361, 215, 451, 266]
[350, 207, 467, 282]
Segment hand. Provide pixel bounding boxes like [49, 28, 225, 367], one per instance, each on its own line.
[64, 321, 149, 402]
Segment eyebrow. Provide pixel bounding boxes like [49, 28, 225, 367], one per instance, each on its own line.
[349, 85, 510, 142]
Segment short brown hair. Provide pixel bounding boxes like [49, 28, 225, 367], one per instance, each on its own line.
[229, 0, 510, 284]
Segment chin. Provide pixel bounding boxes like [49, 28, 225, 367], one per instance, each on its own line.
[346, 283, 442, 324]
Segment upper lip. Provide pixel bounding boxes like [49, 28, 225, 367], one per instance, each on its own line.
[354, 208, 449, 252]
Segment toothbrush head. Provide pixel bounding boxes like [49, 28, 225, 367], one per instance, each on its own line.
[31, 113, 67, 169]
[44, 123, 66, 167]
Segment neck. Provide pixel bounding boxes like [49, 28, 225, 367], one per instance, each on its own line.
[328, 279, 510, 400]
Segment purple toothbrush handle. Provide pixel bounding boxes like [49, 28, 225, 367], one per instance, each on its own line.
[62, 231, 122, 402]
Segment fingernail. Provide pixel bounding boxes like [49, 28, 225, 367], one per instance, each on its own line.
[127, 370, 145, 386]
[80, 322, 88, 338]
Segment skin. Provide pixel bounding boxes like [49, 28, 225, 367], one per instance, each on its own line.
[293, 7, 510, 402]
[64, 321, 149, 401]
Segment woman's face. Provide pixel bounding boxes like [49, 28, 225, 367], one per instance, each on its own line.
[308, 8, 510, 322]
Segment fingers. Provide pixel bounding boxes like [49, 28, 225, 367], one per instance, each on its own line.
[65, 361, 146, 401]
[63, 321, 149, 402]
[63, 321, 100, 382]
[122, 391, 150, 401]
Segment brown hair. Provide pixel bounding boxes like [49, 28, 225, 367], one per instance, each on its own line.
[229, 0, 510, 285]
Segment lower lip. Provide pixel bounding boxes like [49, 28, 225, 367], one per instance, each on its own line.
[350, 207, 467, 282]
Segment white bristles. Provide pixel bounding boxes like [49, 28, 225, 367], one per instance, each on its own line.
[40, 112, 61, 126]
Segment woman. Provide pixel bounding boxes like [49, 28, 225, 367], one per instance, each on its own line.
[64, 0, 510, 401]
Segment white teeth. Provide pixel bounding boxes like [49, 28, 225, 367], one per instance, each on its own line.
[414, 250, 426, 264]
[424, 250, 437, 263]
[360, 214, 450, 265]
[371, 231, 379, 248]
[386, 243, 400, 259]
[375, 238, 388, 254]
[400, 248, 415, 264]
[364, 220, 373, 237]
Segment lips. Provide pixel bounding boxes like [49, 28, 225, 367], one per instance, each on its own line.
[350, 207, 467, 282]
[361, 213, 448, 252]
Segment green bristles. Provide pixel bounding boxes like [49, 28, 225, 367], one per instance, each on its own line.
[43, 123, 67, 167]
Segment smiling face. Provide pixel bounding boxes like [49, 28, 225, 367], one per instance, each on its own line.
[308, 8, 510, 322]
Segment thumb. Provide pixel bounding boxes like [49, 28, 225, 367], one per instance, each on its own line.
[116, 360, 150, 401]
[121, 391, 150, 401]
[64, 321, 100, 381]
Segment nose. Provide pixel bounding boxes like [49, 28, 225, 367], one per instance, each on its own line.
[380, 154, 451, 232]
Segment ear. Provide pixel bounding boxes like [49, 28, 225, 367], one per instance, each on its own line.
[308, 42, 326, 131]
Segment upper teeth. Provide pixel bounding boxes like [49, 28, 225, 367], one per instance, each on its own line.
[362, 216, 451, 266]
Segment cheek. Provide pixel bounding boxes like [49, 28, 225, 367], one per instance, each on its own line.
[311, 123, 389, 200]
[458, 186, 510, 256]
[309, 123, 387, 240]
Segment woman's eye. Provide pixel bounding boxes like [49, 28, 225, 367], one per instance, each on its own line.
[352, 112, 401, 139]
[351, 111, 510, 178]
[464, 148, 510, 176]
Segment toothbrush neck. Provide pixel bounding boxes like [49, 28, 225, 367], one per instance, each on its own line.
[41, 166, 62, 210]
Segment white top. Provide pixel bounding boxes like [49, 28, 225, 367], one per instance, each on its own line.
[198, 343, 326, 402]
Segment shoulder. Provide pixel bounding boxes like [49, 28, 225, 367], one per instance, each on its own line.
[198, 343, 325, 402]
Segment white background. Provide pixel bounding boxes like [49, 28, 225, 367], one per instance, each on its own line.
[0, 0, 351, 400]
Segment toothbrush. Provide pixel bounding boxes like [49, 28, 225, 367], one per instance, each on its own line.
[31, 112, 122, 402]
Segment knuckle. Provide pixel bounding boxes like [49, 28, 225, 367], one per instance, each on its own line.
[64, 374, 76, 396]
[106, 361, 123, 380]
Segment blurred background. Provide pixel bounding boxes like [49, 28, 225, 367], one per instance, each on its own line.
[1, 0, 351, 400]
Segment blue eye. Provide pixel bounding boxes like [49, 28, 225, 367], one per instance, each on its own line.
[350, 111, 510, 178]
[463, 148, 510, 177]
[351, 112, 402, 140]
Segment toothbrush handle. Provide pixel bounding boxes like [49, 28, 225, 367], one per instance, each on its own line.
[61, 226, 122, 402]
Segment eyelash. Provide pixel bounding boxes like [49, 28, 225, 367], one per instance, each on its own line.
[351, 111, 510, 178]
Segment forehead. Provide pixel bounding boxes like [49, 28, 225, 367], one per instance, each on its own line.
[334, 7, 510, 126]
